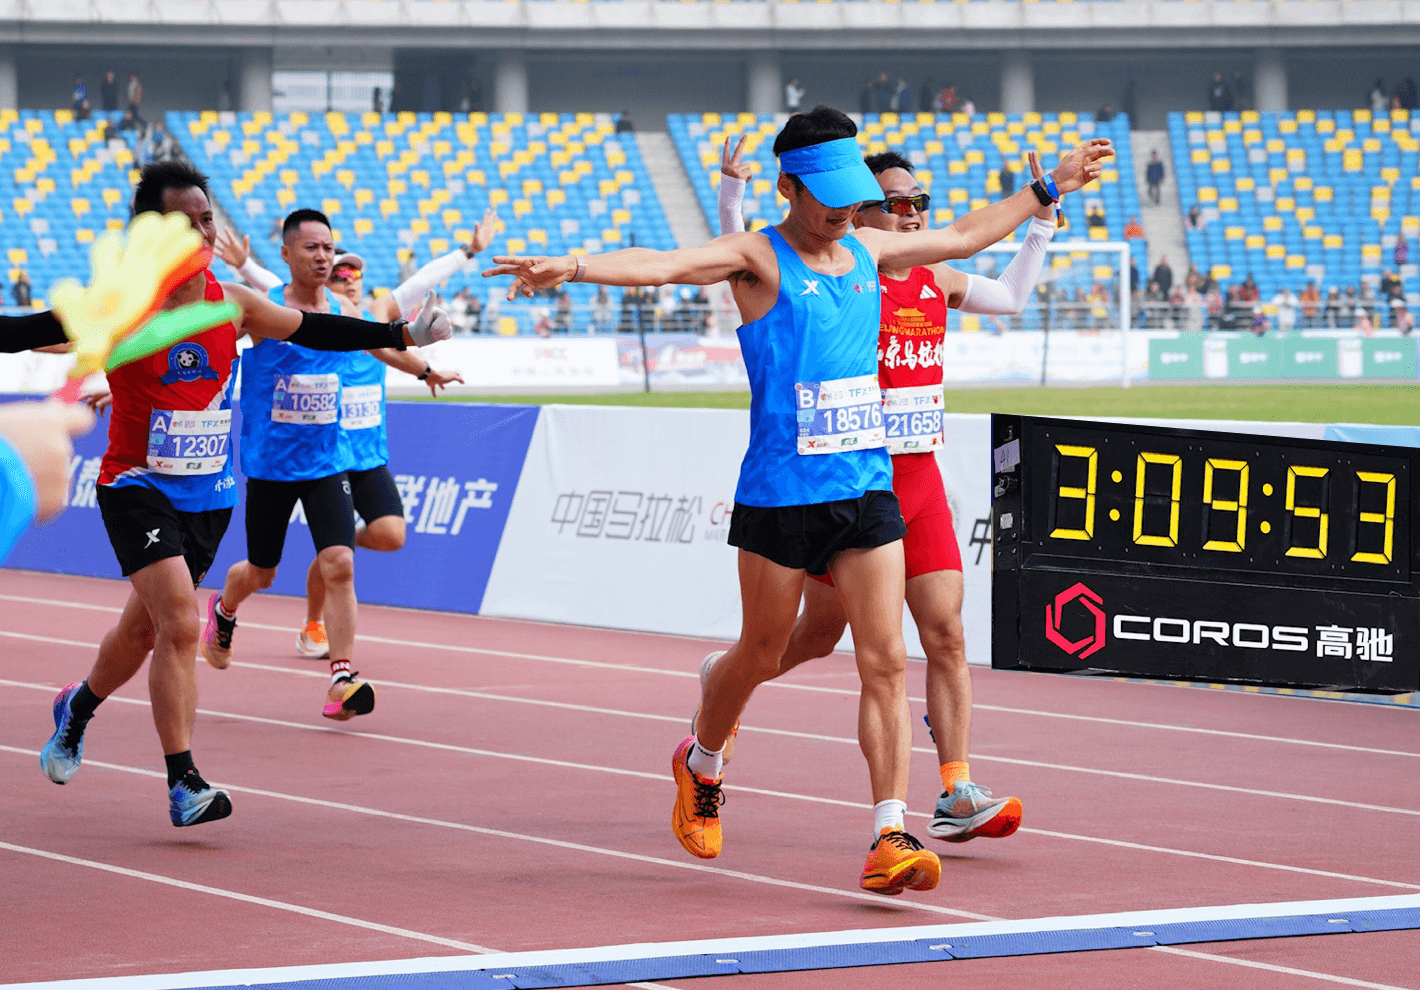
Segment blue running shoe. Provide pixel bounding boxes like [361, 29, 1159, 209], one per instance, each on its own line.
[927, 781, 1023, 843]
[39, 682, 87, 784]
[168, 773, 233, 828]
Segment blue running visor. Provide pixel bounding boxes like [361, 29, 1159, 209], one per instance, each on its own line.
[777, 137, 882, 209]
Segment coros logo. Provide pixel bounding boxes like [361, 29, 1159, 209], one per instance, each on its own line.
[1375, 351, 1404, 364]
[1044, 582, 1106, 659]
[1294, 351, 1324, 364]
[1159, 352, 1190, 365]
[1239, 351, 1268, 365]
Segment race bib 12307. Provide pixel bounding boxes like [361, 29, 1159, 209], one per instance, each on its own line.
[146, 409, 231, 475]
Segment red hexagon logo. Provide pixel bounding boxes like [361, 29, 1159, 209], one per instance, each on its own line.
[1045, 582, 1106, 660]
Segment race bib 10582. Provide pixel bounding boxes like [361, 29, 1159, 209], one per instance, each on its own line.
[795, 374, 886, 456]
[272, 373, 340, 425]
[882, 383, 944, 455]
[146, 409, 231, 475]
[340, 384, 383, 431]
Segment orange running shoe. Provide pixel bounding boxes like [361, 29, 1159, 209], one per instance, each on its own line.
[296, 621, 330, 659]
[860, 828, 941, 896]
[323, 673, 376, 721]
[689, 651, 739, 764]
[670, 736, 724, 859]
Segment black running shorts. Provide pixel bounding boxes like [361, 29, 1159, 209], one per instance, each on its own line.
[96, 484, 232, 585]
[348, 465, 404, 525]
[728, 489, 907, 575]
[245, 473, 356, 570]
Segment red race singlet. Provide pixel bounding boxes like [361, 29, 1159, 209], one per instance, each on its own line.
[877, 267, 947, 456]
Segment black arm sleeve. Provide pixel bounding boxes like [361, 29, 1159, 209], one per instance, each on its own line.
[284, 310, 407, 351]
[0, 311, 67, 353]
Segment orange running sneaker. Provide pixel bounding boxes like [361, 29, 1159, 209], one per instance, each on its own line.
[689, 651, 739, 764]
[296, 621, 330, 659]
[860, 828, 941, 896]
[323, 673, 376, 721]
[671, 736, 724, 859]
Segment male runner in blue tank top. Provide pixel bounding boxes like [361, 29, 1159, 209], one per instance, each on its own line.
[202, 209, 450, 720]
[487, 105, 1110, 895]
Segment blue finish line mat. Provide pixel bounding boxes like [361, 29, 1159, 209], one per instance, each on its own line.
[11, 894, 1419, 990]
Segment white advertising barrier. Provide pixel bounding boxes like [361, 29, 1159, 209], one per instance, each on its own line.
[482, 405, 999, 664]
[384, 337, 622, 391]
[0, 350, 77, 393]
[940, 330, 1166, 384]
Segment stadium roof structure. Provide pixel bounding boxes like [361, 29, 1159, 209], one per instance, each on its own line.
[6, 0, 1420, 51]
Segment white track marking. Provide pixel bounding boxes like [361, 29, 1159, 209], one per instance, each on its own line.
[7, 664, 1417, 821]
[0, 839, 493, 952]
[4, 683, 1418, 895]
[1, 595, 1414, 760]
[0, 746, 995, 923]
[1150, 945, 1419, 989]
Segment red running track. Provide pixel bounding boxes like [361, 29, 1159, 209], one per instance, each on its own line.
[1, 570, 1418, 989]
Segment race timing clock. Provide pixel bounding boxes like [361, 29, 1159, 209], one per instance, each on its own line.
[991, 415, 1420, 692]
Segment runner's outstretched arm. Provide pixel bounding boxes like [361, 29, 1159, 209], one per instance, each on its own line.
[484, 235, 764, 299]
[717, 135, 752, 237]
[0, 311, 68, 352]
[862, 138, 1112, 270]
[390, 208, 497, 318]
[214, 226, 282, 292]
[224, 282, 452, 350]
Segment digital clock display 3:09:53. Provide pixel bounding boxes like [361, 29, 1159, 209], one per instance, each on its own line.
[1029, 422, 1410, 582]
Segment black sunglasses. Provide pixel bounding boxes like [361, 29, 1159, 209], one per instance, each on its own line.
[861, 193, 931, 216]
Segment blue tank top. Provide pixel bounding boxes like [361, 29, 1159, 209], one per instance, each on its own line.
[339, 310, 388, 472]
[239, 285, 350, 482]
[734, 228, 891, 507]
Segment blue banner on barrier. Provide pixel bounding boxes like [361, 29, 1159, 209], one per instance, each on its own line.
[4, 396, 539, 616]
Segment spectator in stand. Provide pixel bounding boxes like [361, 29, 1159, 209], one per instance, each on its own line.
[1123, 215, 1145, 240]
[892, 79, 911, 112]
[71, 75, 86, 113]
[100, 70, 118, 112]
[1204, 282, 1224, 329]
[466, 290, 483, 333]
[1341, 286, 1358, 327]
[553, 289, 574, 333]
[125, 72, 145, 128]
[860, 80, 873, 115]
[372, 87, 384, 114]
[919, 79, 936, 114]
[468, 80, 484, 113]
[1300, 280, 1321, 328]
[1182, 282, 1204, 331]
[115, 109, 138, 132]
[1395, 237, 1410, 268]
[1097, 103, 1116, 123]
[936, 82, 958, 113]
[1359, 279, 1377, 321]
[1381, 268, 1403, 305]
[11, 270, 31, 308]
[1323, 287, 1341, 327]
[1397, 307, 1415, 334]
[785, 78, 804, 113]
[959, 95, 976, 117]
[591, 286, 613, 334]
[615, 112, 635, 134]
[1208, 73, 1233, 113]
[1371, 79, 1388, 115]
[1086, 204, 1107, 227]
[997, 163, 1015, 200]
[1238, 273, 1260, 303]
[76, 100, 91, 122]
[1185, 204, 1205, 230]
[873, 73, 894, 112]
[1404, 77, 1419, 112]
[1145, 150, 1165, 206]
[619, 286, 642, 332]
[1272, 286, 1298, 333]
[1151, 256, 1173, 301]
[1356, 308, 1375, 336]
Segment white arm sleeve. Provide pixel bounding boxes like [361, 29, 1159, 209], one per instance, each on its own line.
[237, 257, 283, 293]
[718, 175, 747, 236]
[958, 216, 1057, 315]
[392, 249, 474, 318]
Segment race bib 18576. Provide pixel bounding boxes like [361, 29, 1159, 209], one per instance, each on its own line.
[882, 384, 944, 455]
[340, 384, 383, 431]
[794, 374, 886, 456]
[146, 409, 231, 475]
[272, 373, 340, 425]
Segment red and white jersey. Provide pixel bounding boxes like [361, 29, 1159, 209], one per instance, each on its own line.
[877, 267, 946, 456]
[99, 270, 241, 511]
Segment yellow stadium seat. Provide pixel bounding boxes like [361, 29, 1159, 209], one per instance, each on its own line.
[410, 169, 431, 189]
[612, 208, 632, 226]
[70, 198, 90, 217]
[354, 189, 374, 209]
[1323, 234, 1344, 249]
[409, 218, 430, 234]
[1263, 216, 1283, 232]
[1218, 198, 1239, 213]
[514, 199, 533, 219]
[523, 178, 544, 196]
[489, 189, 509, 207]
[442, 209, 462, 229]
[1225, 226, 1246, 241]
[1088, 226, 1108, 241]
[1245, 234, 1266, 249]
[506, 238, 527, 254]
[7, 247, 26, 264]
[428, 238, 449, 257]
[277, 189, 296, 208]
[529, 229, 548, 247]
[107, 218, 124, 231]
[10, 200, 29, 217]
[1275, 197, 1295, 212]
[322, 198, 342, 215]
[353, 218, 374, 238]
[380, 198, 399, 218]
[498, 316, 518, 336]
[547, 189, 566, 208]
[75, 228, 94, 244]
[1235, 176, 1255, 192]
[336, 169, 355, 189]
[1211, 264, 1232, 280]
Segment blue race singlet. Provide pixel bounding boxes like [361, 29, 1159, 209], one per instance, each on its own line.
[339, 309, 389, 471]
[238, 285, 350, 482]
[734, 227, 891, 507]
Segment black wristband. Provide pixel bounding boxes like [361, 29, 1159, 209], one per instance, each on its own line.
[1029, 179, 1054, 207]
[286, 310, 407, 352]
[417, 362, 432, 381]
[0, 310, 67, 353]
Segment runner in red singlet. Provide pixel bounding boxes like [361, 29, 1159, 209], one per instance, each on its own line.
[715, 137, 1064, 842]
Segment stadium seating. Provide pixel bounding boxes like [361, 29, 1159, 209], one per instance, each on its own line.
[0, 109, 138, 311]
[1171, 108, 1420, 309]
[172, 110, 675, 330]
[669, 110, 1140, 329]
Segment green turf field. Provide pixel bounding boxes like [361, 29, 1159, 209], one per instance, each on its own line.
[431, 385, 1420, 425]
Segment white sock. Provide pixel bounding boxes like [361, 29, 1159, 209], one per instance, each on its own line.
[873, 799, 907, 835]
[686, 739, 723, 780]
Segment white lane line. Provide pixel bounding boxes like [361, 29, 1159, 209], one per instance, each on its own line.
[4, 681, 1418, 896]
[0, 745, 995, 923]
[9, 662, 1416, 822]
[0, 839, 494, 953]
[1, 597, 1414, 760]
[1150, 945, 1418, 990]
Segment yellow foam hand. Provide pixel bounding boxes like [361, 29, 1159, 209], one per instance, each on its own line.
[48, 211, 210, 377]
